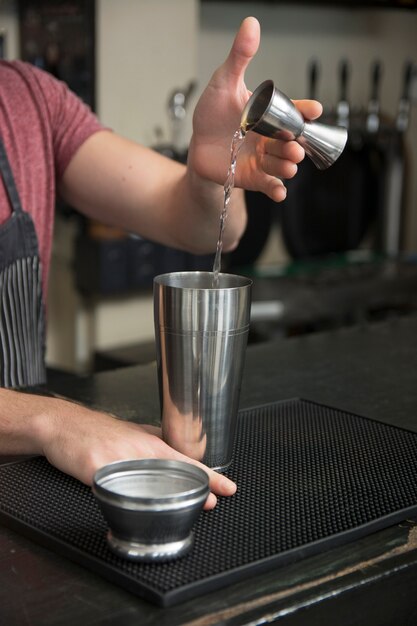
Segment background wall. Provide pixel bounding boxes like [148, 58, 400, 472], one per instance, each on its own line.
[0, 0, 18, 58]
[96, 0, 198, 147]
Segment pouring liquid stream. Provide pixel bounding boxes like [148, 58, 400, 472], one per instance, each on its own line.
[212, 126, 247, 287]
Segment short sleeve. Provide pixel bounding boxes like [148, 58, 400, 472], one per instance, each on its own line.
[28, 65, 108, 180]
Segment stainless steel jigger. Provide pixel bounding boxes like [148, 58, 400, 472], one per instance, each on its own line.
[241, 80, 348, 170]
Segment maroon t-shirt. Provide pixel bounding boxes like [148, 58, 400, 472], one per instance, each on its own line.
[0, 60, 104, 298]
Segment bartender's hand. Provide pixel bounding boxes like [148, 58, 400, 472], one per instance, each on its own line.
[0, 390, 236, 511]
[189, 16, 323, 202]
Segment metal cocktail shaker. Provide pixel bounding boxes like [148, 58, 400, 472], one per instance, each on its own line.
[241, 80, 348, 170]
[154, 271, 252, 472]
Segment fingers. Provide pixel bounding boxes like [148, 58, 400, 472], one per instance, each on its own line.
[202, 469, 237, 511]
[205, 493, 218, 510]
[266, 137, 305, 164]
[293, 99, 323, 121]
[141, 431, 237, 511]
[224, 16, 260, 81]
[247, 135, 305, 201]
[171, 452, 237, 511]
[248, 98, 322, 192]
[261, 138, 304, 179]
[206, 467, 237, 497]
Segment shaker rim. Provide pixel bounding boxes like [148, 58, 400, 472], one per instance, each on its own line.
[153, 271, 252, 291]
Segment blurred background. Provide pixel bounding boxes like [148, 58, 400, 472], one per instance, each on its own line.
[1, 0, 416, 374]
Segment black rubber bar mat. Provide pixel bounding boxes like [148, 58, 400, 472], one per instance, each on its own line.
[1, 398, 417, 607]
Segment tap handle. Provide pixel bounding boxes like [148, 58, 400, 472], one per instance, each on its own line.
[308, 59, 320, 101]
[337, 59, 350, 128]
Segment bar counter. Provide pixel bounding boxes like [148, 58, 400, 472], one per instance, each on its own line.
[1, 314, 417, 625]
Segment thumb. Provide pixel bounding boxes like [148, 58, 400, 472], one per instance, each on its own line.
[223, 16, 260, 83]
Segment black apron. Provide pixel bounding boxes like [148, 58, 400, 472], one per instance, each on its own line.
[0, 136, 46, 388]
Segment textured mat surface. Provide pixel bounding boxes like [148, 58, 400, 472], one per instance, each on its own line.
[1, 398, 417, 607]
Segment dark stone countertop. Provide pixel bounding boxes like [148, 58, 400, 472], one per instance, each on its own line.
[2, 314, 417, 625]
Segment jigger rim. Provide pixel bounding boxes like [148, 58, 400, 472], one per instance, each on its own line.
[241, 79, 276, 131]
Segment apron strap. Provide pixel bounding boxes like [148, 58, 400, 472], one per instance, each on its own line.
[0, 136, 23, 215]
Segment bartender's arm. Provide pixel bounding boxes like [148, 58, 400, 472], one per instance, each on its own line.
[59, 17, 322, 253]
[0, 388, 234, 510]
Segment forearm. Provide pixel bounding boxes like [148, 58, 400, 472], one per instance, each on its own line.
[0, 388, 53, 456]
[174, 161, 247, 254]
[60, 131, 247, 255]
